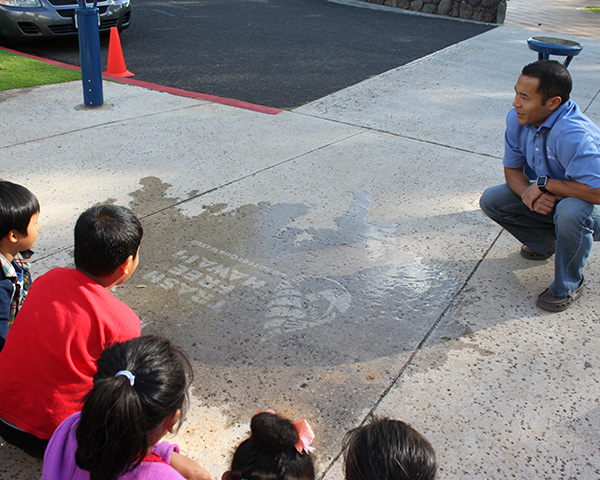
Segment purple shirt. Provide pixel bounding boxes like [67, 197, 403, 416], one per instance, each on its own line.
[41, 412, 186, 480]
[503, 99, 600, 189]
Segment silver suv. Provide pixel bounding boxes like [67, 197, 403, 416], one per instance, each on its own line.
[0, 0, 130, 40]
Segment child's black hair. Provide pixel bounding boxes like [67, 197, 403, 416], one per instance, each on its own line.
[75, 335, 193, 480]
[0, 180, 40, 240]
[229, 411, 315, 480]
[74, 204, 143, 277]
[344, 417, 437, 480]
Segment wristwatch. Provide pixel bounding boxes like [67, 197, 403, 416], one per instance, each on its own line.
[536, 175, 550, 193]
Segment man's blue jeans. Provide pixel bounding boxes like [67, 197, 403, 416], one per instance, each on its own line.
[480, 183, 600, 296]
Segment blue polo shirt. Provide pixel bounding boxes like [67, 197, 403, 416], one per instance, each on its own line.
[503, 99, 600, 189]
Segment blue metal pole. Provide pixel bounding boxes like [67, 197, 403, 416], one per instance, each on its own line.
[76, 5, 103, 106]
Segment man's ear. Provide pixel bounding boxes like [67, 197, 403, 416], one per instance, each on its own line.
[119, 255, 134, 276]
[547, 95, 563, 112]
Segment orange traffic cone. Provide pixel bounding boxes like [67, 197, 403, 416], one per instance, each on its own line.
[106, 27, 134, 77]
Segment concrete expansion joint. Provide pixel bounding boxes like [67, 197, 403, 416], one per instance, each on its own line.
[319, 228, 505, 480]
[2, 104, 203, 151]
[293, 110, 504, 159]
[141, 130, 368, 221]
[354, 123, 502, 158]
[583, 88, 600, 115]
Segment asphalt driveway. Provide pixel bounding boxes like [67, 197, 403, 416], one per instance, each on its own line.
[6, 0, 494, 108]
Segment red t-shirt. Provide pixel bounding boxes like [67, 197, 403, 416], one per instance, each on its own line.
[0, 268, 141, 439]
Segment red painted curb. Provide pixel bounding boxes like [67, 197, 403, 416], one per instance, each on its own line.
[1, 46, 283, 115]
[101, 73, 283, 115]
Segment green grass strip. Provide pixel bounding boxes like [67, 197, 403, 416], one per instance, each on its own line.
[0, 49, 81, 91]
[583, 6, 600, 13]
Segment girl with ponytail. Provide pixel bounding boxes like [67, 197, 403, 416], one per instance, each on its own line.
[223, 411, 315, 480]
[41, 335, 211, 480]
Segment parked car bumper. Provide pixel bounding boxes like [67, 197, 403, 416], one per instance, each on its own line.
[0, 0, 130, 40]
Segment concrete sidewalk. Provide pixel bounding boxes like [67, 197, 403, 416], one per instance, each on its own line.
[1, 1, 600, 479]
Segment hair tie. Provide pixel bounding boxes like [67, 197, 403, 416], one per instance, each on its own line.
[115, 370, 136, 386]
[292, 418, 315, 455]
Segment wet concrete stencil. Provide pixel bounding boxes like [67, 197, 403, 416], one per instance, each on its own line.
[117, 177, 460, 455]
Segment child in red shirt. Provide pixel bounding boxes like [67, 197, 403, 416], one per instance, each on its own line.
[0, 204, 143, 459]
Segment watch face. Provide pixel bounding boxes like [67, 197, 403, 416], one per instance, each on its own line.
[537, 176, 547, 186]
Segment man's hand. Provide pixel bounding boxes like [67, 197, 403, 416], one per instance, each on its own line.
[532, 193, 560, 214]
[521, 183, 559, 214]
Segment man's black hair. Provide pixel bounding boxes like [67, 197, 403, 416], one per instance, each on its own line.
[0, 181, 40, 240]
[522, 60, 572, 105]
[74, 205, 143, 277]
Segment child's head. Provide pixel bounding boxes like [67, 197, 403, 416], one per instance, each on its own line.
[75, 335, 193, 480]
[226, 411, 315, 480]
[74, 204, 143, 277]
[343, 418, 437, 480]
[0, 180, 40, 249]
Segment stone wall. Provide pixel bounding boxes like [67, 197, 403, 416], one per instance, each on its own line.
[360, 0, 507, 24]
